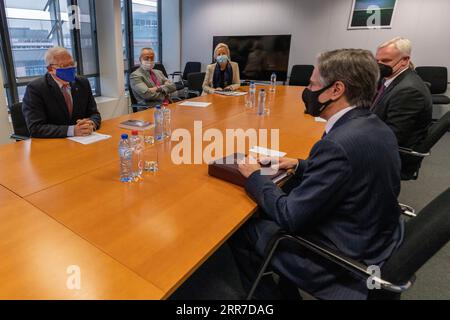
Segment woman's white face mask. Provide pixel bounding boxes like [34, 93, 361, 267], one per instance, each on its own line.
[141, 60, 155, 71]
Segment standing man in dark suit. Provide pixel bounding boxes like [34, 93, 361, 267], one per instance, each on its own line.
[22, 47, 101, 138]
[234, 49, 403, 300]
[372, 37, 432, 178]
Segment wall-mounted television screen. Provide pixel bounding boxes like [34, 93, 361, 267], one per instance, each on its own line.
[212, 35, 291, 82]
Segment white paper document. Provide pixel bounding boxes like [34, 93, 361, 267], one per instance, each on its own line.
[249, 146, 287, 157]
[67, 132, 111, 145]
[315, 117, 327, 122]
[179, 101, 211, 108]
[214, 91, 247, 96]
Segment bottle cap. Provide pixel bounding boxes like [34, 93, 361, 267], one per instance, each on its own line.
[131, 130, 138, 135]
[163, 100, 169, 106]
[156, 105, 161, 109]
[260, 88, 265, 92]
[121, 133, 128, 139]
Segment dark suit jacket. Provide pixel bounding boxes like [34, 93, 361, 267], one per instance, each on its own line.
[371, 68, 432, 176]
[245, 108, 404, 299]
[22, 73, 101, 138]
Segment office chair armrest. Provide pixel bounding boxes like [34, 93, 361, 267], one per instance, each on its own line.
[188, 90, 201, 97]
[282, 235, 413, 292]
[10, 134, 29, 141]
[169, 71, 182, 81]
[247, 233, 412, 299]
[399, 203, 416, 217]
[399, 147, 430, 158]
[130, 104, 150, 113]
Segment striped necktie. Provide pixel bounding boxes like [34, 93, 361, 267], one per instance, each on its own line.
[62, 84, 73, 118]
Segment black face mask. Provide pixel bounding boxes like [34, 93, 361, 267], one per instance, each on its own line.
[302, 83, 334, 117]
[378, 63, 393, 78]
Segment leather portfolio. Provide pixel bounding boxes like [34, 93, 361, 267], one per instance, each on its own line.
[208, 153, 289, 187]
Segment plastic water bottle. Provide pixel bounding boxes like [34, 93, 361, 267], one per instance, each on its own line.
[270, 72, 276, 92]
[119, 133, 133, 182]
[130, 130, 144, 180]
[249, 81, 256, 108]
[162, 100, 171, 139]
[154, 105, 164, 141]
[257, 89, 266, 115]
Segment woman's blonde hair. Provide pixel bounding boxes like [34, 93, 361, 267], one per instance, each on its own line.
[214, 43, 231, 60]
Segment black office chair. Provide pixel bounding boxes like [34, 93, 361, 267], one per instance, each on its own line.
[399, 110, 450, 181]
[247, 187, 450, 300]
[9, 102, 30, 141]
[186, 72, 206, 98]
[288, 65, 314, 86]
[153, 62, 169, 78]
[170, 61, 201, 84]
[415, 66, 450, 105]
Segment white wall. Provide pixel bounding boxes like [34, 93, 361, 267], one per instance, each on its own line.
[181, 0, 450, 75]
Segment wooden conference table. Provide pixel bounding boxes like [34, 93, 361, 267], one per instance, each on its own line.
[0, 86, 325, 299]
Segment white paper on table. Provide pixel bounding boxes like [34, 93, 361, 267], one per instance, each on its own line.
[315, 117, 327, 122]
[67, 132, 112, 145]
[249, 146, 287, 157]
[179, 101, 211, 108]
[214, 91, 248, 96]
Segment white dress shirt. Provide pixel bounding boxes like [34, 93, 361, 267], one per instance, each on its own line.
[325, 106, 356, 134]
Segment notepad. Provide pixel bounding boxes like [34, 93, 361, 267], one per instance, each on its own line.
[67, 132, 111, 145]
[179, 101, 211, 108]
[249, 146, 287, 157]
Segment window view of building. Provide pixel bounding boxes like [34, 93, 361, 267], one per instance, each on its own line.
[5, 0, 73, 78]
[121, 0, 160, 90]
[1, 0, 100, 102]
[132, 0, 159, 65]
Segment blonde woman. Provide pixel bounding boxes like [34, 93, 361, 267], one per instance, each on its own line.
[202, 43, 240, 95]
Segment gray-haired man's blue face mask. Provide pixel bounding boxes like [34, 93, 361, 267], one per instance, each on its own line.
[55, 67, 77, 83]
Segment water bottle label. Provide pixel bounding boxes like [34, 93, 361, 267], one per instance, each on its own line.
[119, 148, 132, 159]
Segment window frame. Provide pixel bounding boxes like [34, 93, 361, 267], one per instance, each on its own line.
[122, 0, 162, 88]
[0, 0, 102, 106]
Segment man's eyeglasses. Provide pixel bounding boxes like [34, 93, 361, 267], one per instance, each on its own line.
[49, 62, 77, 69]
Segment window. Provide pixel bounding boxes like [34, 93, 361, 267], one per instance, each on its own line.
[132, 0, 160, 65]
[0, 0, 101, 105]
[121, 0, 161, 87]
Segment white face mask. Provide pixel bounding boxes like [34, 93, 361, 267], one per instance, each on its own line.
[141, 60, 154, 71]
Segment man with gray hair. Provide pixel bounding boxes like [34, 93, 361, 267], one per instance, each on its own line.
[233, 49, 403, 299]
[372, 37, 432, 179]
[129, 47, 176, 106]
[22, 47, 101, 138]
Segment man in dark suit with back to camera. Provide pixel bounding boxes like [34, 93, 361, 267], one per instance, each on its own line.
[22, 47, 101, 138]
[372, 37, 432, 178]
[234, 49, 404, 300]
